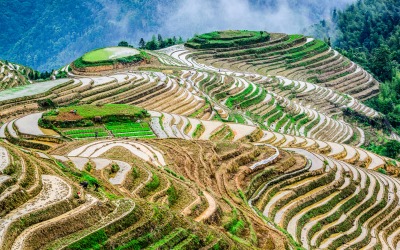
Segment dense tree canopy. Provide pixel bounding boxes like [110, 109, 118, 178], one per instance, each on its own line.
[308, 0, 400, 82]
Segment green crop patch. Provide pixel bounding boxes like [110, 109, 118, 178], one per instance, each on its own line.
[105, 121, 156, 139]
[69, 132, 109, 139]
[41, 104, 149, 129]
[48, 104, 146, 119]
[63, 127, 107, 135]
[186, 30, 270, 49]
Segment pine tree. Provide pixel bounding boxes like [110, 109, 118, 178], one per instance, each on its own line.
[158, 34, 165, 49]
[166, 38, 173, 46]
[146, 35, 158, 50]
[139, 38, 146, 49]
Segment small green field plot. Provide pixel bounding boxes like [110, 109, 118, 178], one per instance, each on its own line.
[106, 121, 156, 139]
[59, 104, 146, 119]
[82, 47, 140, 62]
[43, 104, 148, 123]
[73, 47, 149, 69]
[198, 30, 258, 40]
[63, 127, 109, 139]
[68, 132, 109, 139]
[186, 30, 270, 49]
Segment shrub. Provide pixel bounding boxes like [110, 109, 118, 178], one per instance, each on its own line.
[167, 185, 178, 206]
[224, 209, 245, 236]
[132, 167, 139, 179]
[111, 163, 120, 174]
[378, 168, 387, 174]
[85, 162, 93, 172]
[145, 173, 160, 191]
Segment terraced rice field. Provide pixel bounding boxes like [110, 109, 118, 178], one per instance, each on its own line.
[105, 121, 156, 138]
[0, 78, 71, 102]
[0, 61, 34, 91]
[1, 30, 399, 249]
[63, 127, 109, 139]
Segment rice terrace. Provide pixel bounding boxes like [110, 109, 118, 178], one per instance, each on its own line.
[1, 1, 400, 249]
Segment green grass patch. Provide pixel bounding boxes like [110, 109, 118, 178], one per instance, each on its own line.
[240, 88, 267, 108]
[167, 185, 178, 206]
[42, 104, 149, 128]
[82, 47, 140, 62]
[233, 113, 246, 124]
[73, 47, 148, 68]
[57, 104, 146, 119]
[69, 132, 109, 139]
[67, 229, 108, 249]
[224, 209, 245, 236]
[189, 103, 210, 118]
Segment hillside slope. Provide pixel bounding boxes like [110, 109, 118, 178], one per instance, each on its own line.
[0, 61, 35, 91]
[1, 30, 400, 250]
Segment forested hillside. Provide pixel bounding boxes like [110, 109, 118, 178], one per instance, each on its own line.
[307, 0, 400, 156]
[0, 0, 353, 71]
[0, 0, 174, 71]
[308, 0, 399, 78]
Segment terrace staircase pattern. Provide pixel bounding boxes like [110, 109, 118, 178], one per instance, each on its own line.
[1, 32, 400, 249]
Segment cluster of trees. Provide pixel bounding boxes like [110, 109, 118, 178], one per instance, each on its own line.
[138, 35, 184, 50]
[363, 140, 400, 160]
[333, 0, 400, 82]
[27, 70, 52, 80]
[365, 73, 400, 133]
[117, 35, 184, 51]
[2, 60, 51, 80]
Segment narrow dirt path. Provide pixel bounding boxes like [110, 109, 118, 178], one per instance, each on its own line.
[195, 191, 217, 222]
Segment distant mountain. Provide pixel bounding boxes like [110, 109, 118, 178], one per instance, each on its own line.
[0, 0, 354, 71]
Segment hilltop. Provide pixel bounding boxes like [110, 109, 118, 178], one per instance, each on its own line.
[0, 29, 400, 250]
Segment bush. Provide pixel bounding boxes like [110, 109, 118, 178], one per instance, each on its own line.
[80, 172, 99, 186]
[111, 163, 120, 174]
[85, 162, 93, 172]
[224, 209, 245, 236]
[378, 168, 387, 174]
[167, 185, 178, 206]
[145, 173, 160, 191]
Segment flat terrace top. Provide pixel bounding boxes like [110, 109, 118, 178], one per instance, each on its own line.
[82, 47, 140, 62]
